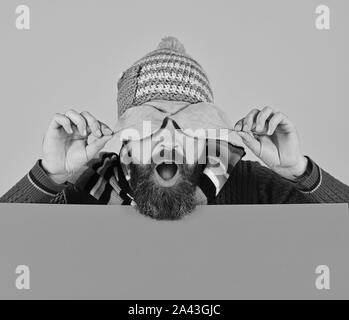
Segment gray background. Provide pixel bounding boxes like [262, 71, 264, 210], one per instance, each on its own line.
[0, 0, 348, 195]
[0, 203, 348, 299]
[0, 0, 348, 300]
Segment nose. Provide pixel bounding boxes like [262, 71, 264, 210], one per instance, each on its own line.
[161, 117, 181, 130]
[155, 118, 182, 151]
[152, 118, 182, 183]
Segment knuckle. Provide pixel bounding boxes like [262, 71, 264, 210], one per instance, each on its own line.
[92, 119, 100, 126]
[248, 108, 259, 117]
[80, 122, 87, 129]
[269, 117, 276, 125]
[81, 111, 92, 119]
[262, 106, 272, 112]
[242, 117, 250, 125]
[60, 117, 70, 124]
[76, 115, 86, 124]
[66, 109, 76, 115]
[256, 113, 265, 122]
[88, 119, 99, 128]
[268, 122, 276, 130]
[247, 113, 255, 121]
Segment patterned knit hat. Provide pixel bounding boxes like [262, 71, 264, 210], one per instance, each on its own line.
[117, 36, 214, 117]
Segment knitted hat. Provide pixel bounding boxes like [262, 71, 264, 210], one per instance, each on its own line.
[117, 36, 214, 117]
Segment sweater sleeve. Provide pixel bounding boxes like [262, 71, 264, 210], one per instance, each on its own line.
[214, 156, 349, 205]
[286, 157, 349, 203]
[246, 157, 349, 204]
[0, 160, 69, 203]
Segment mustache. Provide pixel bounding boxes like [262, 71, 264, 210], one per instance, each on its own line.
[129, 162, 203, 220]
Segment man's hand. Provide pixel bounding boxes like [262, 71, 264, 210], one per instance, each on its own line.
[41, 110, 114, 184]
[234, 106, 308, 180]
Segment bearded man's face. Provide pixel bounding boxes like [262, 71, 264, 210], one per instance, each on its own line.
[119, 117, 206, 220]
[129, 162, 204, 220]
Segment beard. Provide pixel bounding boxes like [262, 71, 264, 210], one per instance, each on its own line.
[129, 162, 203, 220]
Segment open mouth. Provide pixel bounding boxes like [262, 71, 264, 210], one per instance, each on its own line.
[154, 162, 179, 186]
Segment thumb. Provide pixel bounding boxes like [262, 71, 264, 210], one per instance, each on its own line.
[86, 135, 113, 160]
[237, 131, 261, 156]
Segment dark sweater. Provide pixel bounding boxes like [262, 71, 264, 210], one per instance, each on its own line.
[1, 154, 348, 204]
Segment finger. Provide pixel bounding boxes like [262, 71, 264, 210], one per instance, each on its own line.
[255, 106, 274, 133]
[64, 109, 88, 136]
[242, 108, 259, 132]
[85, 135, 113, 160]
[50, 113, 73, 134]
[234, 119, 243, 131]
[81, 111, 102, 138]
[267, 112, 286, 135]
[112, 120, 124, 135]
[100, 122, 114, 136]
[237, 131, 261, 156]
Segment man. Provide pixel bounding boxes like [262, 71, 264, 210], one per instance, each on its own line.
[1, 37, 348, 220]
